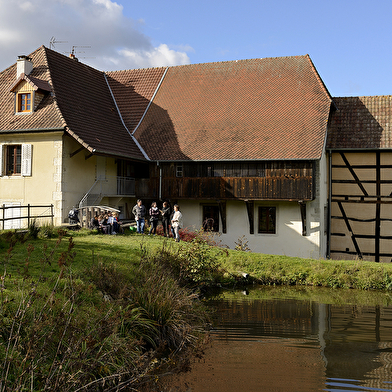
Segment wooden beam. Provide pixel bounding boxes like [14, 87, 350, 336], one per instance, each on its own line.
[339, 152, 368, 196]
[218, 200, 227, 234]
[337, 201, 363, 259]
[69, 146, 84, 158]
[245, 200, 254, 235]
[375, 151, 381, 262]
[299, 201, 307, 236]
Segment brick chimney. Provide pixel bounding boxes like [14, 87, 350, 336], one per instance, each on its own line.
[16, 55, 33, 78]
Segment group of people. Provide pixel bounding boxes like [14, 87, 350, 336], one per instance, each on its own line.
[132, 199, 183, 242]
[91, 211, 121, 234]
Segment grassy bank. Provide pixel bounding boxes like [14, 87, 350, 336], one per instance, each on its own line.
[2, 228, 392, 390]
[219, 249, 392, 290]
[0, 229, 213, 391]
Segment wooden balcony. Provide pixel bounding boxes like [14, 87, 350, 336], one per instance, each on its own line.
[136, 176, 313, 201]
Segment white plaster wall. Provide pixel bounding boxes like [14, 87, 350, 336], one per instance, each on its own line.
[61, 136, 96, 222]
[0, 131, 64, 226]
[177, 156, 329, 259]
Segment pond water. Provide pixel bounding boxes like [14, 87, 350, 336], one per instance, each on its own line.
[160, 285, 392, 392]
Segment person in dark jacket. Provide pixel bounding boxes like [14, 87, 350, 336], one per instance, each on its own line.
[132, 199, 146, 234]
[160, 201, 171, 237]
[148, 201, 160, 235]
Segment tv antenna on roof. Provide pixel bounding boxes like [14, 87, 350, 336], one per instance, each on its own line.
[49, 36, 68, 49]
[66, 45, 94, 61]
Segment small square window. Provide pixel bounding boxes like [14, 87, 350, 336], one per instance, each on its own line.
[258, 206, 276, 234]
[176, 164, 183, 177]
[17, 93, 32, 112]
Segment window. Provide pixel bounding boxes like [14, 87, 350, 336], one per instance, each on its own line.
[258, 206, 276, 234]
[17, 93, 32, 112]
[0, 144, 32, 177]
[203, 205, 219, 232]
[176, 164, 183, 177]
[6, 145, 21, 175]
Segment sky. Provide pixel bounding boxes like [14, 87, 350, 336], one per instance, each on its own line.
[0, 0, 391, 97]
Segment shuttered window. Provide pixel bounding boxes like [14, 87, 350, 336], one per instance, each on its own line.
[0, 144, 32, 176]
[6, 145, 21, 175]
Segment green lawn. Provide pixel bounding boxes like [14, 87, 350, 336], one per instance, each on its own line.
[2, 228, 392, 390]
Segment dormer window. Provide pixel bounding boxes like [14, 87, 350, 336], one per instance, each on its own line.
[17, 93, 32, 112]
[10, 68, 52, 115]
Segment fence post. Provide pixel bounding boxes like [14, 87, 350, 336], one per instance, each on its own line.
[51, 204, 54, 226]
[1, 204, 4, 230]
[27, 204, 30, 227]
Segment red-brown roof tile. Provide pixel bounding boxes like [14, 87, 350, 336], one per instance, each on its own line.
[45, 48, 146, 160]
[0, 46, 65, 132]
[128, 55, 332, 161]
[0, 46, 146, 161]
[106, 67, 167, 133]
[9, 73, 52, 92]
[327, 96, 392, 149]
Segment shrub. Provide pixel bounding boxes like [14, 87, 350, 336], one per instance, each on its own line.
[27, 219, 40, 239]
[234, 235, 251, 252]
[39, 223, 59, 239]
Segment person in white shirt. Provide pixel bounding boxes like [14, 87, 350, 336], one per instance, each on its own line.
[171, 204, 183, 242]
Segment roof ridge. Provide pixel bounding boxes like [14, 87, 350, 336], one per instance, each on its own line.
[106, 66, 167, 74]
[333, 95, 392, 99]
[105, 54, 311, 73]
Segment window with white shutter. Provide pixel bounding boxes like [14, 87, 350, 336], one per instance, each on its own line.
[21, 144, 32, 176]
[0, 144, 32, 176]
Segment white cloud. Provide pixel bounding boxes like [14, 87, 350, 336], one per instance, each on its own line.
[19, 2, 35, 12]
[119, 44, 190, 69]
[0, 0, 191, 72]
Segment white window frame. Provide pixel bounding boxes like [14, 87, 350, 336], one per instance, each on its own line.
[0, 143, 32, 177]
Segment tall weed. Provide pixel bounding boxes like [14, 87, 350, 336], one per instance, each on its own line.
[0, 232, 208, 391]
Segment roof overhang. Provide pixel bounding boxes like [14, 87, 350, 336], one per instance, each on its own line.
[9, 73, 52, 93]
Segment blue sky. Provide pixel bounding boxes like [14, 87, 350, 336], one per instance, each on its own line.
[0, 0, 391, 97]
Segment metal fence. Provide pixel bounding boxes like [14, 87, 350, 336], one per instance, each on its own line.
[1, 204, 54, 230]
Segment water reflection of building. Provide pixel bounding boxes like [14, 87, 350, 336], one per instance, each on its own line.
[210, 298, 392, 391]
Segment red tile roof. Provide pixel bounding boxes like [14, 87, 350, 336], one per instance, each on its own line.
[45, 48, 146, 160]
[9, 73, 52, 92]
[0, 47, 65, 132]
[1, 48, 333, 162]
[0, 46, 146, 161]
[106, 67, 167, 133]
[121, 55, 332, 161]
[327, 96, 392, 149]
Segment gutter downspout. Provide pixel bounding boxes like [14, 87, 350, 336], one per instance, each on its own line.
[327, 150, 332, 258]
[158, 161, 162, 200]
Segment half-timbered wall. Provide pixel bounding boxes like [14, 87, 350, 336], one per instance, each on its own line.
[329, 151, 392, 262]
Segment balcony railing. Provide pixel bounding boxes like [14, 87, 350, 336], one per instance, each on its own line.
[79, 176, 135, 208]
[135, 176, 313, 201]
